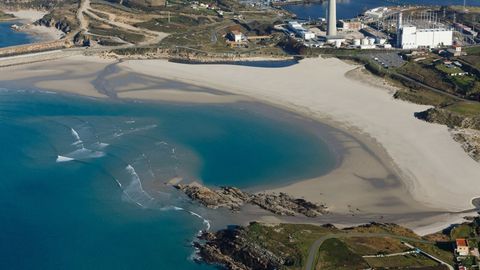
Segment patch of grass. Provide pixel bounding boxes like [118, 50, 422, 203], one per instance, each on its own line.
[317, 238, 369, 270]
[364, 253, 438, 268]
[416, 242, 455, 265]
[0, 11, 15, 21]
[245, 223, 339, 269]
[343, 237, 408, 256]
[446, 102, 480, 117]
[344, 223, 420, 239]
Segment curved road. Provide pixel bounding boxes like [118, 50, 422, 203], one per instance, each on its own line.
[305, 232, 453, 270]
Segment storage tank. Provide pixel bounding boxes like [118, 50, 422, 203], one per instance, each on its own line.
[361, 38, 369, 45]
[368, 38, 375, 45]
[353, 39, 361, 46]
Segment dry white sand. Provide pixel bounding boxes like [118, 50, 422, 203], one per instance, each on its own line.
[120, 57, 480, 213]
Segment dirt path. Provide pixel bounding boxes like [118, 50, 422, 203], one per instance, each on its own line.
[77, 0, 168, 45]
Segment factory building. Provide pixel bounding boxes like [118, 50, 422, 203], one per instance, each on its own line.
[288, 21, 315, 40]
[398, 26, 453, 49]
[396, 12, 453, 49]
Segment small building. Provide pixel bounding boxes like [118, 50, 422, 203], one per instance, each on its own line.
[456, 238, 469, 256]
[447, 46, 462, 57]
[300, 31, 315, 40]
[339, 20, 363, 31]
[229, 30, 244, 43]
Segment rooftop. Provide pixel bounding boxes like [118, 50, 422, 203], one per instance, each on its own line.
[456, 238, 468, 247]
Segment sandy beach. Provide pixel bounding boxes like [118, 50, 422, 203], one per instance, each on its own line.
[5, 9, 64, 41]
[0, 54, 479, 234]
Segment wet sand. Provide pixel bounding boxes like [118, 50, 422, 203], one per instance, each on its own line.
[0, 54, 478, 235]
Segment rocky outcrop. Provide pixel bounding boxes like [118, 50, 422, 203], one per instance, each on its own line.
[451, 128, 480, 162]
[36, 16, 72, 33]
[175, 183, 248, 211]
[415, 107, 480, 130]
[174, 183, 327, 217]
[415, 108, 480, 162]
[195, 226, 285, 270]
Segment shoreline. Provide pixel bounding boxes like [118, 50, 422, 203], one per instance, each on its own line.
[2, 9, 64, 42]
[0, 54, 479, 235]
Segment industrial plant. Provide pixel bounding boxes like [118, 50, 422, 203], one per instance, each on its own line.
[281, 0, 463, 51]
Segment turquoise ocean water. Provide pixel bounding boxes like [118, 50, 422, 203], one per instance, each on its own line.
[0, 89, 337, 269]
[0, 21, 34, 48]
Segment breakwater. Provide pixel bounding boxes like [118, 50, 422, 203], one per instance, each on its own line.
[0, 39, 71, 57]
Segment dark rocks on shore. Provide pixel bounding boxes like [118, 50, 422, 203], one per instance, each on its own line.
[195, 226, 285, 270]
[173, 183, 328, 217]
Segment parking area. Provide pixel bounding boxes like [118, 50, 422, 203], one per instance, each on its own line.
[369, 52, 406, 68]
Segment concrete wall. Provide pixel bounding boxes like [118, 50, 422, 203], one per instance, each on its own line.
[0, 40, 69, 57]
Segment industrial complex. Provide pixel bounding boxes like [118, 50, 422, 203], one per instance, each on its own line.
[280, 0, 459, 51]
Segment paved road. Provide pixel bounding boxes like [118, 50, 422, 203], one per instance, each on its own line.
[304, 232, 452, 270]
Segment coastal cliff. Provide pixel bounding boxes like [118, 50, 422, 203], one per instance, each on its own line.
[416, 107, 480, 161]
[174, 183, 328, 217]
[195, 225, 286, 270]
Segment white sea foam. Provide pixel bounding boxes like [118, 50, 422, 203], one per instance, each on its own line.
[155, 141, 169, 146]
[189, 211, 211, 231]
[125, 120, 136, 124]
[93, 142, 109, 149]
[112, 124, 158, 139]
[113, 178, 123, 188]
[64, 148, 105, 160]
[122, 165, 154, 208]
[70, 128, 83, 146]
[56, 155, 74, 162]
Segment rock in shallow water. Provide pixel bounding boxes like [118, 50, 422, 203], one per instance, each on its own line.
[173, 183, 328, 217]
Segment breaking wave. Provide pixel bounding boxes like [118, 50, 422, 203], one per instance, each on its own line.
[56, 148, 105, 162]
[122, 165, 154, 208]
[56, 155, 74, 162]
[71, 128, 83, 147]
[112, 124, 158, 138]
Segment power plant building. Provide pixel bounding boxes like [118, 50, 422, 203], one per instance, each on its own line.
[396, 12, 453, 49]
[288, 21, 315, 40]
[398, 26, 453, 49]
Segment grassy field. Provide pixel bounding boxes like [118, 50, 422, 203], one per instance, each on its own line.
[364, 254, 438, 268]
[445, 102, 480, 117]
[317, 238, 369, 270]
[240, 223, 454, 270]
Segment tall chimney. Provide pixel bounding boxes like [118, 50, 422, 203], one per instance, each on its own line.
[396, 12, 403, 48]
[327, 0, 337, 36]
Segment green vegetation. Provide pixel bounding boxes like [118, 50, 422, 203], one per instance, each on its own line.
[317, 238, 369, 269]
[446, 102, 480, 117]
[364, 254, 438, 268]
[240, 222, 454, 270]
[451, 223, 476, 239]
[245, 223, 336, 269]
[0, 10, 14, 21]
